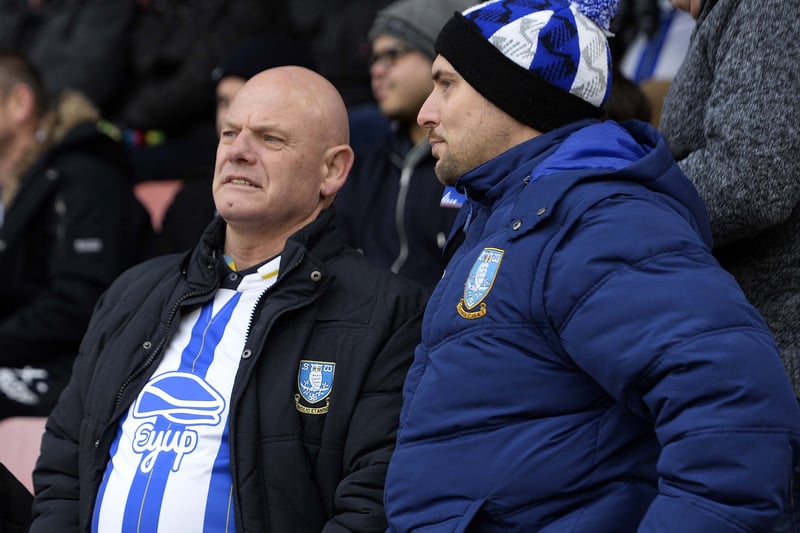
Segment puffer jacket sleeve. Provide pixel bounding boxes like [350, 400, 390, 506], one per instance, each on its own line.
[323, 294, 426, 532]
[544, 193, 800, 531]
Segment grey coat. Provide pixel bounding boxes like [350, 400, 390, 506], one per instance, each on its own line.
[660, 0, 800, 396]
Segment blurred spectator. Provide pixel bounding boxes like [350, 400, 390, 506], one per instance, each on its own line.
[288, 0, 394, 152]
[610, 0, 661, 58]
[660, 0, 800, 399]
[618, 0, 694, 84]
[105, 0, 280, 183]
[0, 49, 152, 418]
[209, 33, 315, 137]
[0, 0, 134, 112]
[611, 0, 694, 126]
[335, 0, 472, 290]
[288, 0, 391, 108]
[156, 32, 315, 255]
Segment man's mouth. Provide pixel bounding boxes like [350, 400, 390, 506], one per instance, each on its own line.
[429, 137, 444, 158]
[226, 176, 258, 187]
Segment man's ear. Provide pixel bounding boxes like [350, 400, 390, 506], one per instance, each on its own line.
[320, 144, 354, 199]
[7, 83, 36, 124]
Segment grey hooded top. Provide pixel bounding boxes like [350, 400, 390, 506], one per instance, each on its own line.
[660, 0, 800, 396]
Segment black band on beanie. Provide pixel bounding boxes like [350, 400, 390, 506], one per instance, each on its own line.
[435, 13, 603, 133]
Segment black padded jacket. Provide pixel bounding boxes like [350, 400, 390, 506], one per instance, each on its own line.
[30, 208, 428, 532]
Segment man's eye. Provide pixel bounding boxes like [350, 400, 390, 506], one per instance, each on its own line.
[221, 130, 236, 138]
[434, 78, 453, 92]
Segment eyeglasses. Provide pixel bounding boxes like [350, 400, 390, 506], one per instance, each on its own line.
[369, 46, 413, 69]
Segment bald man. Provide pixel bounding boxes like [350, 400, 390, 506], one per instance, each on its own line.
[30, 66, 428, 533]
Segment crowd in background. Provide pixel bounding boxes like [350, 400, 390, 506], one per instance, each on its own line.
[0, 0, 689, 225]
[0, 0, 682, 190]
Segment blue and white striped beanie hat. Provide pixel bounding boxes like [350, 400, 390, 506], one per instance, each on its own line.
[435, 0, 619, 132]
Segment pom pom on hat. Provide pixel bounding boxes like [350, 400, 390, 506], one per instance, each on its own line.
[573, 0, 618, 33]
[435, 0, 620, 133]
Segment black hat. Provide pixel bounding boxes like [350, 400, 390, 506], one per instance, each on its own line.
[435, 0, 619, 132]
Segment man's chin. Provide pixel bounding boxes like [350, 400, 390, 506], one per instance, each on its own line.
[434, 160, 459, 188]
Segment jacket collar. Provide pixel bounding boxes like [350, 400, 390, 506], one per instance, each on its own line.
[183, 208, 345, 287]
[456, 119, 595, 203]
[446, 119, 711, 248]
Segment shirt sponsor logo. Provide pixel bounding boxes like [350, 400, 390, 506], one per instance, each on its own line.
[131, 371, 226, 472]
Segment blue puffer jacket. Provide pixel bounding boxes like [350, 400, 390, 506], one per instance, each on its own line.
[384, 120, 800, 532]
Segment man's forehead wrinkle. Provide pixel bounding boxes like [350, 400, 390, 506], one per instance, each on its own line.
[230, 67, 349, 146]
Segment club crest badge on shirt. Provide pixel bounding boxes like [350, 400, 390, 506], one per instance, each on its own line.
[458, 247, 504, 319]
[295, 360, 335, 414]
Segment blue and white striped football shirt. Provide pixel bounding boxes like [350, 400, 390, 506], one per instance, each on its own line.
[92, 257, 279, 533]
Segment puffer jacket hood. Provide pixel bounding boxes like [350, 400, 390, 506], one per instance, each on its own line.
[453, 119, 712, 249]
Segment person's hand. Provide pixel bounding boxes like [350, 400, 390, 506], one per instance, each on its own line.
[670, 0, 702, 19]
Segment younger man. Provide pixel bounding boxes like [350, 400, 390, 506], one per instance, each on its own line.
[384, 1, 800, 531]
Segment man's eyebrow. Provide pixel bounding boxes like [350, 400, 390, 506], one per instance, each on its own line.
[219, 119, 237, 131]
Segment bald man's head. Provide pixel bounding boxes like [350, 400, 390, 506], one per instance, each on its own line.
[238, 66, 351, 147]
[213, 66, 355, 239]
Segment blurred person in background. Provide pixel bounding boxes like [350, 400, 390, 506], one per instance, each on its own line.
[0, 49, 151, 419]
[0, 0, 134, 113]
[287, 0, 395, 152]
[106, 0, 279, 184]
[335, 0, 473, 289]
[661, 0, 800, 399]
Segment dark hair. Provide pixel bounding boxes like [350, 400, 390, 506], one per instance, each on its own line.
[0, 48, 49, 118]
[604, 64, 652, 123]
